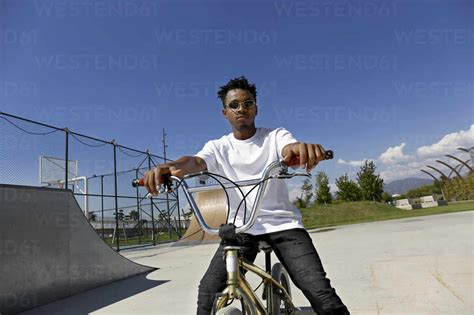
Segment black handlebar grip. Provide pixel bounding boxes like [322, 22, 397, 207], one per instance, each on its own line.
[132, 178, 144, 187]
[286, 149, 334, 167]
[324, 150, 334, 160]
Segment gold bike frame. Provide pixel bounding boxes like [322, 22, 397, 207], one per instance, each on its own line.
[215, 247, 295, 315]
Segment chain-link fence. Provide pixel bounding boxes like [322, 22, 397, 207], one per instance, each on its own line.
[0, 111, 183, 251]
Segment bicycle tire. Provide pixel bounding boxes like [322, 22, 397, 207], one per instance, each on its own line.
[215, 306, 242, 315]
[213, 288, 257, 315]
[271, 262, 293, 315]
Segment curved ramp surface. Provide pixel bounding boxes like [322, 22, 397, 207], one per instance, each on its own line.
[177, 190, 227, 245]
[0, 184, 155, 314]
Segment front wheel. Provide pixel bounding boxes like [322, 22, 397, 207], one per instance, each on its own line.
[215, 306, 242, 315]
[213, 288, 257, 315]
[272, 262, 293, 315]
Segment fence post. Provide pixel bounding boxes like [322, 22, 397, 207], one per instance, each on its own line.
[175, 191, 181, 237]
[101, 175, 104, 239]
[64, 128, 69, 188]
[135, 168, 142, 245]
[162, 129, 172, 240]
[112, 140, 120, 252]
[148, 151, 156, 246]
[177, 204, 181, 238]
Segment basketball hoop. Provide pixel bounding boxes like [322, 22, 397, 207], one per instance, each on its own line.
[39, 155, 78, 185]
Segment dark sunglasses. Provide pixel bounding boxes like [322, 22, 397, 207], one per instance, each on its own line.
[226, 99, 256, 110]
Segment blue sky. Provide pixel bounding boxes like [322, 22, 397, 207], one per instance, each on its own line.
[1, 0, 473, 201]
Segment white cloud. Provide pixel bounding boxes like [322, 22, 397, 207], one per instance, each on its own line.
[380, 165, 423, 183]
[379, 143, 411, 164]
[417, 125, 474, 158]
[380, 152, 470, 183]
[337, 159, 371, 167]
[336, 126, 474, 183]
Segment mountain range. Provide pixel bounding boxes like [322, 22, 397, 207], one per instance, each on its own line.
[384, 177, 433, 195]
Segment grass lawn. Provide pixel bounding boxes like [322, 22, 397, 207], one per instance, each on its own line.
[102, 201, 473, 247]
[300, 200, 474, 229]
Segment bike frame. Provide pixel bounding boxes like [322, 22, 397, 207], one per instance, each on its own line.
[212, 246, 295, 314]
[165, 160, 304, 314]
[136, 151, 333, 314]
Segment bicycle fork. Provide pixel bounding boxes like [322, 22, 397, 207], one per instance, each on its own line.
[216, 246, 266, 314]
[224, 247, 240, 299]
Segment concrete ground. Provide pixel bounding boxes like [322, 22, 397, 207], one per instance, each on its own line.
[24, 211, 473, 315]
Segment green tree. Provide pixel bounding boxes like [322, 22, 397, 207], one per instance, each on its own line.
[405, 183, 442, 199]
[301, 177, 313, 207]
[129, 210, 140, 221]
[114, 209, 125, 221]
[88, 212, 97, 222]
[335, 174, 362, 201]
[183, 207, 193, 220]
[315, 171, 332, 204]
[293, 197, 306, 209]
[357, 160, 384, 202]
[382, 192, 393, 203]
[444, 172, 474, 201]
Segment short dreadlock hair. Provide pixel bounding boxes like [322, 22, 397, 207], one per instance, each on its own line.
[217, 76, 257, 107]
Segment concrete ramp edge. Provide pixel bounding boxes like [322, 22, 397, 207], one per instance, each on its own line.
[0, 184, 155, 314]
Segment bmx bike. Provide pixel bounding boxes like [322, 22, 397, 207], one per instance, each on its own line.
[133, 151, 333, 315]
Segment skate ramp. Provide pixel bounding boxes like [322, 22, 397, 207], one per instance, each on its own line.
[0, 184, 155, 314]
[177, 190, 227, 245]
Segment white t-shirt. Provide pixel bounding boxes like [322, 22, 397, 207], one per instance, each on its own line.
[195, 127, 305, 235]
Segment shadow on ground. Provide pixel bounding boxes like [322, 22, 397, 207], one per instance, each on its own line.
[22, 273, 168, 315]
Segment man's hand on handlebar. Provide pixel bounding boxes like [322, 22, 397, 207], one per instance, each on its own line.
[143, 156, 208, 196]
[144, 164, 183, 196]
[282, 142, 327, 173]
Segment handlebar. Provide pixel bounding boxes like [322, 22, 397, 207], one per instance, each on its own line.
[132, 150, 333, 188]
[132, 150, 333, 235]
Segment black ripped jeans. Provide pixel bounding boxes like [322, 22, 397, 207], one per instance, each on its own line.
[196, 228, 350, 315]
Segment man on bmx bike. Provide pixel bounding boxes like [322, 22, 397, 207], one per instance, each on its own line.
[144, 76, 350, 315]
